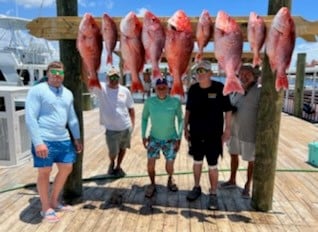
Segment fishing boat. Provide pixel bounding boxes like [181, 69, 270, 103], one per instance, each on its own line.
[0, 15, 57, 86]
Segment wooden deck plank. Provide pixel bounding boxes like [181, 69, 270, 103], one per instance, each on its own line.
[1, 105, 318, 231]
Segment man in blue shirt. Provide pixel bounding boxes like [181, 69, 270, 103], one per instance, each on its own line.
[25, 61, 82, 222]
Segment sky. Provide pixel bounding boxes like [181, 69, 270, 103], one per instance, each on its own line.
[0, 0, 318, 69]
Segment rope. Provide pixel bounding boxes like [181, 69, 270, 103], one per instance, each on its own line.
[1, 167, 317, 194]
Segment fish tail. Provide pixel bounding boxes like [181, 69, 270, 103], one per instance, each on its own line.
[170, 81, 184, 97]
[106, 54, 113, 65]
[223, 75, 244, 96]
[152, 68, 162, 79]
[88, 77, 101, 89]
[253, 55, 262, 67]
[195, 52, 203, 62]
[275, 74, 289, 91]
[131, 77, 144, 93]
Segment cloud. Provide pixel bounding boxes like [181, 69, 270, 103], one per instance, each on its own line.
[16, 0, 55, 8]
[136, 8, 148, 17]
[78, 0, 114, 10]
[291, 40, 318, 67]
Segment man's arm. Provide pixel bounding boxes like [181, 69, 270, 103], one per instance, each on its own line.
[184, 110, 190, 141]
[222, 111, 232, 143]
[128, 107, 135, 129]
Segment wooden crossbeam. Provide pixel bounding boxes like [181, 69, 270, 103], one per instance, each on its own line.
[26, 15, 318, 42]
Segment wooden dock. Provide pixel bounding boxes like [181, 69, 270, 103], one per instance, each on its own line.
[0, 103, 318, 232]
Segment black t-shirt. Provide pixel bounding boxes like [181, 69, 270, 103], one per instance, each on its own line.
[186, 81, 232, 138]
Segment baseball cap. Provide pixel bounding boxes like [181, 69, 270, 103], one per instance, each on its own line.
[192, 60, 212, 72]
[155, 78, 168, 86]
[107, 67, 120, 77]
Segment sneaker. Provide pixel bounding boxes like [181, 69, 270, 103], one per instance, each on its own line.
[207, 194, 218, 210]
[107, 163, 115, 175]
[114, 167, 126, 177]
[186, 186, 201, 201]
[167, 176, 178, 192]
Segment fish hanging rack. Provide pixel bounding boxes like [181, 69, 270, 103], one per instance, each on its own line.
[26, 15, 318, 41]
[26, 15, 318, 64]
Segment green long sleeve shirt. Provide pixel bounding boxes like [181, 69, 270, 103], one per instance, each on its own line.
[141, 96, 183, 140]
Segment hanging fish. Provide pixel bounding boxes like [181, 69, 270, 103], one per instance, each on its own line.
[266, 7, 296, 91]
[214, 10, 244, 95]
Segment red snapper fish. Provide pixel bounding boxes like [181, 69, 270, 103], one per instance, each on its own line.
[141, 10, 165, 79]
[101, 13, 118, 65]
[214, 10, 244, 95]
[120, 11, 145, 92]
[77, 13, 103, 88]
[195, 10, 213, 62]
[248, 12, 266, 67]
[266, 7, 295, 91]
[165, 10, 194, 97]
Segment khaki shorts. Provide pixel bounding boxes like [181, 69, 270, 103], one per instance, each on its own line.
[227, 136, 255, 162]
[105, 128, 132, 157]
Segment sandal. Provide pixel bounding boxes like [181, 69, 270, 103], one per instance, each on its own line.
[241, 189, 250, 199]
[40, 209, 60, 223]
[145, 184, 156, 198]
[167, 177, 178, 192]
[54, 203, 73, 212]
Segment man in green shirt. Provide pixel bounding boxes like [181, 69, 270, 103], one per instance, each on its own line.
[141, 78, 183, 198]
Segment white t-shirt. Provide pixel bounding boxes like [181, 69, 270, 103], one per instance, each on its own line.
[93, 83, 134, 131]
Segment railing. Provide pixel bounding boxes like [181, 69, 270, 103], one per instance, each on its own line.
[283, 89, 318, 123]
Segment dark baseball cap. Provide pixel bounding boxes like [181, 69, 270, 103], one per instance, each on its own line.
[155, 78, 168, 86]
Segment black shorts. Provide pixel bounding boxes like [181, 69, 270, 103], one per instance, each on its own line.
[188, 135, 222, 166]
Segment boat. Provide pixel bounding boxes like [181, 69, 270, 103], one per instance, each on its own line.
[0, 15, 58, 87]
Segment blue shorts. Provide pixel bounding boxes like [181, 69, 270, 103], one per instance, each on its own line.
[147, 136, 177, 161]
[32, 140, 76, 168]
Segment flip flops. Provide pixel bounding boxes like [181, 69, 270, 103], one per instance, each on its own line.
[40, 209, 60, 223]
[54, 203, 73, 212]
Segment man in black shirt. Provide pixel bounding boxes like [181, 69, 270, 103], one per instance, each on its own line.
[184, 60, 232, 210]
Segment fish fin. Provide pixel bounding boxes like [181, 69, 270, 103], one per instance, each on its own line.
[131, 79, 144, 93]
[275, 74, 289, 91]
[106, 54, 113, 65]
[223, 75, 244, 96]
[170, 82, 184, 97]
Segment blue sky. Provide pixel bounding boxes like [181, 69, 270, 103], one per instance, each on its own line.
[1, 0, 318, 68]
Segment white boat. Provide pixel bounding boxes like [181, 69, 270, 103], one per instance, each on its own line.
[0, 15, 57, 86]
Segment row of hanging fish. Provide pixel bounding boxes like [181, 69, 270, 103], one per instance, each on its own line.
[76, 7, 295, 96]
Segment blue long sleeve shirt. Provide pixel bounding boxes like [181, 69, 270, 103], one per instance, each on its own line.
[25, 82, 80, 146]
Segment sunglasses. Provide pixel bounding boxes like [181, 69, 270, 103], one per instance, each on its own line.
[50, 69, 64, 76]
[109, 75, 120, 81]
[196, 68, 209, 74]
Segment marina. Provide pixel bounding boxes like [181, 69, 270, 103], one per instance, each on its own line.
[0, 105, 317, 231]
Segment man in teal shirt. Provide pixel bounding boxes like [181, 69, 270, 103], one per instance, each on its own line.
[141, 78, 183, 198]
